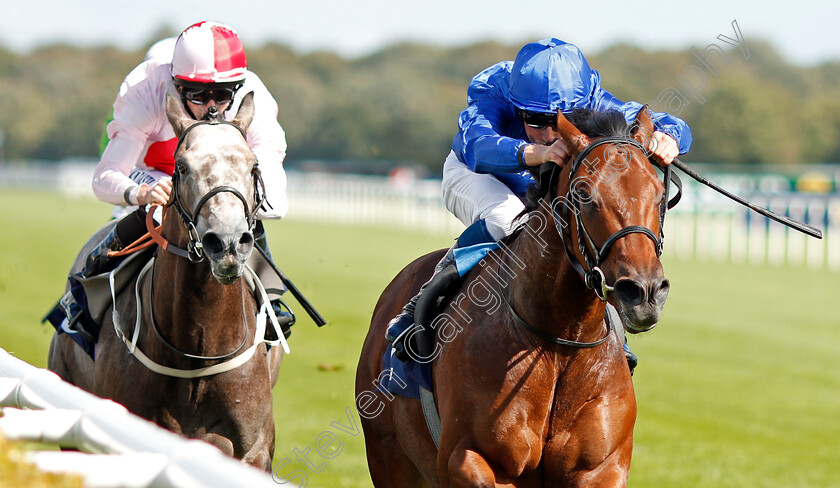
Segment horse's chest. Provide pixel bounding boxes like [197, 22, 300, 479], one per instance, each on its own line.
[540, 371, 635, 481]
[460, 358, 559, 473]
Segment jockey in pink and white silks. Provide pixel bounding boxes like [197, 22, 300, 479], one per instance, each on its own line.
[93, 21, 287, 220]
[385, 39, 692, 372]
[86, 21, 294, 336]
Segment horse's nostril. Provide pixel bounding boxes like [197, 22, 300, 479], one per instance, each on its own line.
[202, 231, 254, 260]
[202, 232, 225, 257]
[614, 279, 645, 307]
[654, 278, 671, 303]
[237, 232, 254, 255]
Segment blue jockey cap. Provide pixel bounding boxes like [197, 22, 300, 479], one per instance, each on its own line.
[508, 38, 595, 114]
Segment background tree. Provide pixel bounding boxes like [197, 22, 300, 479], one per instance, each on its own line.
[0, 38, 837, 169]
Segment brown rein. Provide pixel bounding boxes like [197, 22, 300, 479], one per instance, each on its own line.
[106, 203, 188, 259]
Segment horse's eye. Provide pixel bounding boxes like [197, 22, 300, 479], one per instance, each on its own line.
[176, 163, 189, 176]
[571, 183, 594, 204]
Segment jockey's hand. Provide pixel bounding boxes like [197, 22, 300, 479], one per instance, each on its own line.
[649, 131, 679, 165]
[523, 139, 570, 168]
[136, 177, 172, 206]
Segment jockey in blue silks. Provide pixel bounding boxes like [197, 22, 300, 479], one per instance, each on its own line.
[385, 38, 692, 373]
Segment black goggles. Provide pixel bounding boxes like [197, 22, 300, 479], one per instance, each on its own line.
[519, 109, 558, 129]
[179, 85, 240, 105]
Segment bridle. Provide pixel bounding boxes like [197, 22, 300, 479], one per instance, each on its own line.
[147, 119, 267, 262]
[548, 136, 682, 301]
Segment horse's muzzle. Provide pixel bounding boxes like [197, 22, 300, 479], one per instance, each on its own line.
[612, 276, 670, 333]
[201, 230, 255, 284]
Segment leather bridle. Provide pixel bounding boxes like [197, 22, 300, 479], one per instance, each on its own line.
[548, 136, 682, 301]
[147, 119, 267, 262]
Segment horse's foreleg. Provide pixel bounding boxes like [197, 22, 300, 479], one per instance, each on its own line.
[266, 345, 283, 388]
[445, 443, 499, 488]
[559, 436, 632, 488]
[362, 427, 430, 488]
[240, 416, 275, 472]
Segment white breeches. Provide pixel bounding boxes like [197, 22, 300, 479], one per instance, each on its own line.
[441, 150, 526, 241]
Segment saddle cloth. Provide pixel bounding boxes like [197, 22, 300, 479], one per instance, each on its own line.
[380, 344, 433, 399]
[379, 241, 500, 400]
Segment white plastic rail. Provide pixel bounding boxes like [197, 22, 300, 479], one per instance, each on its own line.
[0, 347, 282, 488]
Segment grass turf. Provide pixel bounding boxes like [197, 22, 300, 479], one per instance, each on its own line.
[0, 189, 837, 487]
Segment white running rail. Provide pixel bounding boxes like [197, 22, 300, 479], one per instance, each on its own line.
[0, 347, 282, 488]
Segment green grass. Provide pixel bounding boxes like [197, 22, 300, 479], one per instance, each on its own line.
[1, 189, 838, 487]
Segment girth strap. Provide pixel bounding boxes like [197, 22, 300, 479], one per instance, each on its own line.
[419, 386, 441, 449]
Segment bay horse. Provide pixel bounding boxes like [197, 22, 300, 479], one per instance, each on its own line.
[356, 106, 672, 487]
[48, 92, 283, 470]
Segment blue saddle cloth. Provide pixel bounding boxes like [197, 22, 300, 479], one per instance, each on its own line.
[44, 276, 100, 359]
[380, 344, 433, 399]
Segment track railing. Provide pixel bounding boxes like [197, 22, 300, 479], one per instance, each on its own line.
[0, 348, 281, 488]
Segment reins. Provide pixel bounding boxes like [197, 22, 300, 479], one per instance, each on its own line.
[147, 257, 249, 361]
[110, 259, 289, 379]
[502, 290, 613, 348]
[493, 246, 612, 348]
[497, 136, 677, 348]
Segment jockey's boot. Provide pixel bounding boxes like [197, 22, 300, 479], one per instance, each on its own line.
[623, 340, 638, 376]
[385, 244, 457, 361]
[254, 223, 295, 340]
[268, 298, 296, 340]
[83, 228, 122, 277]
[83, 207, 148, 277]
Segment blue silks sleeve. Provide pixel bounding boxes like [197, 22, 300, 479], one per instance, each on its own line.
[590, 71, 693, 154]
[453, 62, 531, 175]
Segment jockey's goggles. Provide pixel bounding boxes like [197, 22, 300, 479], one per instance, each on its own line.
[178, 84, 242, 105]
[519, 109, 558, 129]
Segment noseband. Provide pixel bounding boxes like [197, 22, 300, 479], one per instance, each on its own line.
[162, 119, 267, 262]
[548, 136, 681, 301]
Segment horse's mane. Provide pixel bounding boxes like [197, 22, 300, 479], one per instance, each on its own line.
[523, 109, 631, 211]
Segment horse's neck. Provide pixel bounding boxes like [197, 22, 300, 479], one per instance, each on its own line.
[148, 219, 250, 353]
[506, 206, 605, 341]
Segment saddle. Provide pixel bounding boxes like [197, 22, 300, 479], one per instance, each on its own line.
[44, 221, 146, 358]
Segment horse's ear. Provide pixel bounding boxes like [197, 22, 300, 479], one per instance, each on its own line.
[165, 93, 192, 138]
[232, 92, 255, 132]
[554, 110, 590, 157]
[630, 104, 656, 149]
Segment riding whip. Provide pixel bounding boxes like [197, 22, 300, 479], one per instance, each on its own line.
[254, 245, 328, 327]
